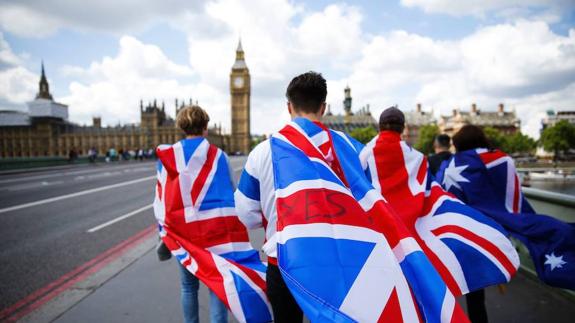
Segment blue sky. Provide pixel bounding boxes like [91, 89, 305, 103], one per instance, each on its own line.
[1, 0, 574, 137]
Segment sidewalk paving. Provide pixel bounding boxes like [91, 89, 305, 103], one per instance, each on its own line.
[28, 231, 575, 323]
[53, 249, 239, 323]
[53, 248, 575, 323]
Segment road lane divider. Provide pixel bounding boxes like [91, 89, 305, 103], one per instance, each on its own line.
[0, 176, 155, 214]
[87, 204, 154, 233]
[0, 225, 156, 322]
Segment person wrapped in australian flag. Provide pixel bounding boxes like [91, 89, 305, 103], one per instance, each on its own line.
[436, 125, 575, 290]
[359, 107, 520, 297]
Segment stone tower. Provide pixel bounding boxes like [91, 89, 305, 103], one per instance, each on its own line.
[230, 39, 251, 154]
[343, 85, 352, 116]
[36, 61, 54, 100]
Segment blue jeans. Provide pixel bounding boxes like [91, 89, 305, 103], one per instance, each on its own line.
[178, 263, 228, 323]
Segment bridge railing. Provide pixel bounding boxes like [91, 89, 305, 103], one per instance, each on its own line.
[519, 187, 575, 300]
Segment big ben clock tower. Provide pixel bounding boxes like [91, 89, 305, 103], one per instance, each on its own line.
[230, 39, 251, 154]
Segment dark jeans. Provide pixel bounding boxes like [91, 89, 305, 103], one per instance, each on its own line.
[266, 263, 303, 323]
[466, 289, 488, 323]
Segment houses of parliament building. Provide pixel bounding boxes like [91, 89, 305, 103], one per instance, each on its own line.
[0, 42, 252, 158]
[0, 39, 519, 158]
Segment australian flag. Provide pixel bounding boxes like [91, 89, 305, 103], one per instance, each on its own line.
[437, 148, 575, 290]
[271, 118, 469, 322]
[154, 138, 272, 323]
[360, 133, 520, 296]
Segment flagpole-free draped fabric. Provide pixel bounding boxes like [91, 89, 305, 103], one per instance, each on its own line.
[271, 118, 469, 322]
[437, 149, 575, 290]
[359, 133, 519, 296]
[154, 138, 272, 323]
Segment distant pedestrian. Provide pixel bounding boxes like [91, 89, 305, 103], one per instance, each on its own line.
[428, 134, 452, 176]
[88, 147, 97, 163]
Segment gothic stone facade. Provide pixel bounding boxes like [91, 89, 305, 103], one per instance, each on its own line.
[0, 64, 231, 158]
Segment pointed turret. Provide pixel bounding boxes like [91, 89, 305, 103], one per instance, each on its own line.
[232, 38, 247, 70]
[36, 61, 53, 100]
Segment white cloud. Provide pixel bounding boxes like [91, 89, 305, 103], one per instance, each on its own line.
[182, 0, 366, 134]
[0, 0, 207, 37]
[58, 36, 215, 127]
[0, 32, 37, 109]
[400, 0, 574, 19]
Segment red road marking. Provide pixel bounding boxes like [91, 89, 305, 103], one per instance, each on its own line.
[0, 225, 156, 322]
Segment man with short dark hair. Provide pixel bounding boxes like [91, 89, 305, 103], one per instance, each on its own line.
[428, 134, 452, 176]
[235, 71, 329, 322]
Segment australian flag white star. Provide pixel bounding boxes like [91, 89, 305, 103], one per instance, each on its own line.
[442, 159, 470, 191]
[545, 253, 567, 271]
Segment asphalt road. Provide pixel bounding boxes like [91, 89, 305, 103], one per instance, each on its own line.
[0, 158, 247, 312]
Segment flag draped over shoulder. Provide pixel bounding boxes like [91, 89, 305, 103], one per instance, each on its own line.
[271, 118, 469, 323]
[437, 148, 575, 290]
[360, 133, 519, 296]
[154, 138, 272, 323]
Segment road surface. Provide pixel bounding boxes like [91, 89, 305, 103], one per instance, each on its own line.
[0, 158, 246, 312]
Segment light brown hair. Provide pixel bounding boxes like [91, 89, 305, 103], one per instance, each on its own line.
[176, 105, 210, 136]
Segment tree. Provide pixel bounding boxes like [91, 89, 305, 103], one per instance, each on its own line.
[506, 132, 536, 155]
[414, 124, 439, 155]
[349, 127, 378, 144]
[539, 120, 575, 160]
[483, 127, 507, 150]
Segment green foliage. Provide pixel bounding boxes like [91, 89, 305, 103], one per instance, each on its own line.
[483, 127, 507, 150]
[484, 127, 536, 154]
[414, 124, 439, 155]
[540, 120, 575, 157]
[506, 132, 536, 154]
[349, 127, 378, 144]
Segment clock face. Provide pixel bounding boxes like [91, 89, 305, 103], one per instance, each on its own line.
[233, 76, 244, 88]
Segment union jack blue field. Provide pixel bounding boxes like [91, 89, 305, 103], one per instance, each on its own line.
[270, 118, 469, 322]
[154, 138, 272, 323]
[360, 133, 520, 296]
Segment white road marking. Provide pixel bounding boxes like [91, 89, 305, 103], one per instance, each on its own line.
[0, 164, 153, 185]
[0, 176, 155, 214]
[6, 180, 65, 191]
[87, 204, 153, 233]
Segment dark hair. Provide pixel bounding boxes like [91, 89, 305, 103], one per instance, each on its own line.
[379, 123, 404, 133]
[286, 71, 327, 114]
[176, 105, 210, 135]
[452, 125, 491, 152]
[435, 134, 451, 149]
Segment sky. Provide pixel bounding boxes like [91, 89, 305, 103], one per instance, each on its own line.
[1, 0, 574, 139]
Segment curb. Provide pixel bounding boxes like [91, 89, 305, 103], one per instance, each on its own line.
[1, 226, 156, 323]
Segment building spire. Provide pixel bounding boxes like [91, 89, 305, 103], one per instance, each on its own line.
[232, 38, 247, 69]
[36, 60, 53, 100]
[237, 38, 243, 52]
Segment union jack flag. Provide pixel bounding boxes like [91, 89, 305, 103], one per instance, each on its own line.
[271, 118, 469, 322]
[154, 138, 272, 323]
[360, 133, 519, 296]
[437, 148, 575, 290]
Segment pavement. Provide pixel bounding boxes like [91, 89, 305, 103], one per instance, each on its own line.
[2, 158, 575, 322]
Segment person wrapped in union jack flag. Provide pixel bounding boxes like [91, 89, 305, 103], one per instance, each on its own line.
[154, 105, 272, 323]
[236, 72, 470, 322]
[436, 125, 575, 292]
[359, 108, 521, 323]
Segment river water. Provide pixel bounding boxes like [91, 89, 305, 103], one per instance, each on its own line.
[528, 181, 575, 196]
